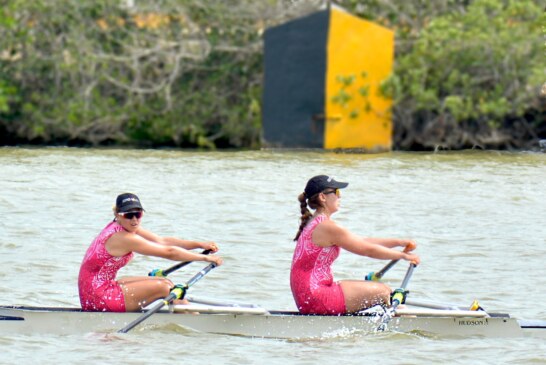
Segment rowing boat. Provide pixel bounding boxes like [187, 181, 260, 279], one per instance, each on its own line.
[2, 299, 545, 339]
[3, 260, 544, 338]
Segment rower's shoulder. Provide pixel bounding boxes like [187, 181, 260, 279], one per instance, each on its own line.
[314, 218, 348, 238]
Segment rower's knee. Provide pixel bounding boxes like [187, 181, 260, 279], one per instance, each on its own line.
[154, 278, 174, 296]
[378, 283, 392, 303]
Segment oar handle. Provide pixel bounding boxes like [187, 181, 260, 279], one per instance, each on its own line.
[149, 249, 213, 277]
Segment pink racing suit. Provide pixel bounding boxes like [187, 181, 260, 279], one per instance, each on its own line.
[78, 221, 133, 312]
[290, 215, 346, 315]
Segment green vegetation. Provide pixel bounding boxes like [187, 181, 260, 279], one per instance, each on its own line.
[0, 0, 544, 150]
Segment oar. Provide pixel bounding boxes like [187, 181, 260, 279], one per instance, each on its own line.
[365, 259, 399, 281]
[118, 262, 217, 334]
[148, 249, 212, 277]
[365, 244, 415, 281]
[376, 263, 416, 332]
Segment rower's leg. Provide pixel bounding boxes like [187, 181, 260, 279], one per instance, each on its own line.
[118, 276, 174, 312]
[339, 280, 392, 313]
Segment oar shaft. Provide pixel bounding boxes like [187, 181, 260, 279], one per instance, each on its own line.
[375, 259, 399, 279]
[377, 263, 417, 331]
[390, 263, 416, 310]
[186, 263, 216, 288]
[118, 296, 173, 334]
[118, 262, 217, 334]
[150, 249, 212, 277]
[161, 263, 188, 277]
[400, 263, 416, 289]
[162, 249, 213, 276]
[366, 245, 414, 281]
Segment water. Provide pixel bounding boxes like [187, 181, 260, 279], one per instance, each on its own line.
[1, 147, 545, 364]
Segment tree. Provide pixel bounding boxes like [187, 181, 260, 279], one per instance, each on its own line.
[342, 0, 545, 149]
[0, 0, 544, 149]
[0, 0, 318, 147]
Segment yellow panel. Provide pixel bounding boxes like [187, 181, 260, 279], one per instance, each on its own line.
[325, 8, 394, 151]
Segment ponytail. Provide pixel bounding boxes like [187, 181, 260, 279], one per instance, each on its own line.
[294, 193, 312, 241]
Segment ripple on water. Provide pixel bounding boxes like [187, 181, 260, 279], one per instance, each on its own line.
[1, 148, 545, 363]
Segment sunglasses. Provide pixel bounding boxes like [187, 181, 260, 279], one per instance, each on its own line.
[118, 211, 143, 220]
[323, 188, 340, 197]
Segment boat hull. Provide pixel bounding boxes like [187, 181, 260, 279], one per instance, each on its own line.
[2, 305, 543, 339]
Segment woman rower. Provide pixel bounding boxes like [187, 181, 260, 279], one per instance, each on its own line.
[290, 175, 420, 315]
[78, 193, 222, 312]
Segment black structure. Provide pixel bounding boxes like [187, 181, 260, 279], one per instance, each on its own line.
[262, 10, 330, 148]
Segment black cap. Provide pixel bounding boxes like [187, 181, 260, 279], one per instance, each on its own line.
[304, 175, 348, 198]
[116, 193, 144, 213]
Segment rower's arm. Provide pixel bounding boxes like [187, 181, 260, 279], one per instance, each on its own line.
[364, 237, 416, 251]
[343, 234, 411, 261]
[313, 221, 418, 262]
[137, 228, 217, 251]
[106, 232, 217, 264]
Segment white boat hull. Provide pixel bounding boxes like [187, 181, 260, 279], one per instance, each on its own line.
[2, 305, 545, 339]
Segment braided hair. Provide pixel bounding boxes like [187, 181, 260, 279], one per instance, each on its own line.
[293, 192, 324, 241]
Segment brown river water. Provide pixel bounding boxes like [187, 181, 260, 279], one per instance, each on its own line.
[1, 147, 545, 364]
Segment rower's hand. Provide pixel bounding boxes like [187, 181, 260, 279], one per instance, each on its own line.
[201, 241, 219, 253]
[404, 252, 420, 266]
[403, 240, 417, 252]
[205, 254, 223, 267]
